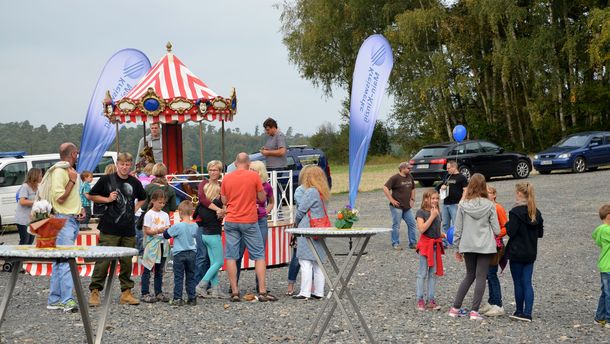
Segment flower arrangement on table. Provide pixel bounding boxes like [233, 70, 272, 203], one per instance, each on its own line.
[335, 204, 359, 229]
[28, 200, 66, 248]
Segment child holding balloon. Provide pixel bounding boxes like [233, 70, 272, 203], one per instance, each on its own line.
[415, 190, 446, 311]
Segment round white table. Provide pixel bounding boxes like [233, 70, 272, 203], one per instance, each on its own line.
[0, 245, 138, 344]
[286, 227, 391, 344]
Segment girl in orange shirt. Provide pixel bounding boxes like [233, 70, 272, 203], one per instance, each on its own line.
[479, 185, 507, 316]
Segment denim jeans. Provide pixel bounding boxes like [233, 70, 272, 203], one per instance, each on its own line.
[510, 261, 535, 316]
[48, 215, 79, 305]
[441, 203, 458, 245]
[595, 272, 610, 321]
[224, 221, 264, 260]
[487, 265, 502, 307]
[288, 247, 300, 283]
[389, 205, 417, 246]
[236, 217, 268, 288]
[416, 254, 437, 301]
[173, 250, 197, 300]
[195, 227, 211, 285]
[141, 256, 166, 296]
[16, 224, 34, 245]
[201, 234, 223, 287]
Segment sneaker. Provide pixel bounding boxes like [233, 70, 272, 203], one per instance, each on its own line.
[186, 298, 197, 306]
[448, 307, 468, 318]
[196, 284, 208, 298]
[170, 299, 184, 306]
[479, 302, 492, 314]
[63, 299, 79, 313]
[594, 319, 607, 326]
[469, 310, 483, 321]
[409, 244, 417, 249]
[484, 305, 505, 317]
[140, 294, 157, 303]
[605, 323, 610, 329]
[46, 302, 65, 310]
[509, 313, 532, 322]
[392, 245, 403, 251]
[417, 299, 425, 311]
[156, 293, 170, 303]
[426, 299, 441, 311]
[311, 295, 323, 300]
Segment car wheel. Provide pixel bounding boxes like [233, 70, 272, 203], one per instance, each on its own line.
[459, 165, 472, 180]
[419, 180, 434, 187]
[572, 156, 586, 173]
[513, 159, 531, 179]
[538, 170, 551, 175]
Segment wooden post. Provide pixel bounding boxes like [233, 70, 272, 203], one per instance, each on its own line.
[198, 121, 204, 173]
[221, 120, 225, 166]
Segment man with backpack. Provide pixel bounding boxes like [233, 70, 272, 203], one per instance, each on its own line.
[43, 142, 84, 313]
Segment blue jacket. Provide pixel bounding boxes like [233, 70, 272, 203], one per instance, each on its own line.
[295, 187, 327, 262]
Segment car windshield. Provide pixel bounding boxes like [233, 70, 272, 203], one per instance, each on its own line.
[555, 135, 588, 148]
[413, 147, 448, 158]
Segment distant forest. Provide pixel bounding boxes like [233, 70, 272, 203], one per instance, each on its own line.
[0, 121, 309, 168]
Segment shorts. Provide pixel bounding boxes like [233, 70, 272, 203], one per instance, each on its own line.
[224, 221, 265, 260]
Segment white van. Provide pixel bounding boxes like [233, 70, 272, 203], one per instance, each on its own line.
[0, 151, 117, 225]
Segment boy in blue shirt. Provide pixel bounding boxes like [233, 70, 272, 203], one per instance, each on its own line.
[163, 201, 199, 306]
[79, 171, 93, 230]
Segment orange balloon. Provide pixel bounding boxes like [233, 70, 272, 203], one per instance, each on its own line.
[338, 213, 344, 220]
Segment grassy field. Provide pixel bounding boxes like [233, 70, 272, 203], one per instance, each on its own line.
[330, 158, 402, 194]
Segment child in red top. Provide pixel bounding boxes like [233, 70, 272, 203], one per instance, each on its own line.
[479, 185, 507, 316]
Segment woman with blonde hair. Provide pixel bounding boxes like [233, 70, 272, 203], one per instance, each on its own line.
[15, 168, 43, 244]
[293, 166, 330, 300]
[195, 160, 224, 290]
[448, 173, 500, 320]
[505, 182, 543, 322]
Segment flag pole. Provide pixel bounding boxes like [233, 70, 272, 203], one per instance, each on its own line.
[199, 121, 205, 173]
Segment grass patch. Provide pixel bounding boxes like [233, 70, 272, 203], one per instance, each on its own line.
[331, 162, 399, 194]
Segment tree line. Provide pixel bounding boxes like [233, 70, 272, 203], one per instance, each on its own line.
[279, 0, 610, 152]
[0, 121, 308, 169]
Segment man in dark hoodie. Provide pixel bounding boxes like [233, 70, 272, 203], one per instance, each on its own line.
[505, 182, 544, 322]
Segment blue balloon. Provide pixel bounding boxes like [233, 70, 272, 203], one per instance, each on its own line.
[447, 226, 455, 245]
[452, 125, 467, 142]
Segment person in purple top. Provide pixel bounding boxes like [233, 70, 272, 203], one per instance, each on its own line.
[236, 160, 274, 292]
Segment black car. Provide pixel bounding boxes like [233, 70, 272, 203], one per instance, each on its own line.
[409, 140, 531, 186]
[227, 145, 332, 189]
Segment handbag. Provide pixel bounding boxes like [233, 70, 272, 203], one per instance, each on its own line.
[307, 203, 330, 240]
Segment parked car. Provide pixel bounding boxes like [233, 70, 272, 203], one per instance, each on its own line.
[0, 151, 117, 225]
[533, 131, 610, 174]
[409, 140, 531, 186]
[227, 145, 332, 189]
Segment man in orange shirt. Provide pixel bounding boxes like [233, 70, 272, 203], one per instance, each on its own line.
[221, 153, 277, 302]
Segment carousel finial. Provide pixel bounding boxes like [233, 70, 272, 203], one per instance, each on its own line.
[166, 42, 173, 52]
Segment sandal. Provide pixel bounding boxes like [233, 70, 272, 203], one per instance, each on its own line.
[230, 293, 241, 302]
[258, 292, 278, 302]
[285, 291, 294, 296]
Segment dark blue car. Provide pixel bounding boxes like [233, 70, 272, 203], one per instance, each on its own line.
[227, 145, 332, 189]
[533, 131, 610, 174]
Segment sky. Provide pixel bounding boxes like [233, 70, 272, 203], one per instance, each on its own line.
[0, 0, 392, 136]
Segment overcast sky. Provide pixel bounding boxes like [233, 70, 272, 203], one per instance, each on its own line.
[0, 0, 393, 136]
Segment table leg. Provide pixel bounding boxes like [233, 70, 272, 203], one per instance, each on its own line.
[95, 259, 117, 344]
[321, 236, 376, 343]
[305, 238, 360, 344]
[0, 259, 21, 327]
[68, 259, 94, 344]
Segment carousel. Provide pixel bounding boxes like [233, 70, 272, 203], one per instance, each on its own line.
[24, 43, 294, 276]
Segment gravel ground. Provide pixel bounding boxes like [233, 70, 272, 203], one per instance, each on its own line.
[1, 169, 610, 343]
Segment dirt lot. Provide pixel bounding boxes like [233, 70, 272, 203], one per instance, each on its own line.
[0, 168, 609, 343]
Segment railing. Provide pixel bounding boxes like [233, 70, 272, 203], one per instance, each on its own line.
[165, 169, 294, 224]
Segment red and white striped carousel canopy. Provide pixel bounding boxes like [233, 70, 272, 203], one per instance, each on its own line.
[125, 53, 218, 100]
[108, 45, 236, 124]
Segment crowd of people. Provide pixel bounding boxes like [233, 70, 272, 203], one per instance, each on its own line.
[12, 120, 609, 329]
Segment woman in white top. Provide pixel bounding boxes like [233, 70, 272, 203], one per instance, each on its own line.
[15, 168, 43, 245]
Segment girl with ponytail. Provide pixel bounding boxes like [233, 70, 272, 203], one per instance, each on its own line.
[505, 182, 544, 322]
